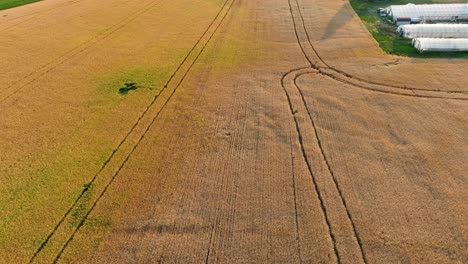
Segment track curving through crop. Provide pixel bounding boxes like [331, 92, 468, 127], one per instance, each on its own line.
[284, 0, 372, 262]
[281, 67, 342, 264]
[282, 0, 468, 262]
[289, 0, 468, 101]
[294, 68, 370, 263]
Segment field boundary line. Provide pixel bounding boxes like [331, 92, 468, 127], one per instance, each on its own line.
[28, 0, 235, 262]
[0, 0, 163, 105]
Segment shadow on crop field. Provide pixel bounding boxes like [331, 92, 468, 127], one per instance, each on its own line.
[118, 82, 141, 95]
[321, 4, 355, 40]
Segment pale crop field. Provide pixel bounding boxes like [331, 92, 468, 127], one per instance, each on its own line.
[1, 0, 467, 263]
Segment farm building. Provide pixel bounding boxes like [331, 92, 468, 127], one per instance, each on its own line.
[398, 24, 468, 39]
[412, 38, 468, 52]
[387, 3, 468, 24]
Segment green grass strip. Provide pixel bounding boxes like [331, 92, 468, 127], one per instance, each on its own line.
[0, 0, 42, 11]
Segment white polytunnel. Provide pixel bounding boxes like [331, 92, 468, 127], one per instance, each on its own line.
[387, 3, 468, 23]
[412, 38, 468, 52]
[397, 24, 468, 39]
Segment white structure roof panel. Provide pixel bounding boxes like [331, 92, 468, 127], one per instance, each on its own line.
[398, 24, 468, 38]
[413, 38, 468, 52]
[389, 3, 468, 20]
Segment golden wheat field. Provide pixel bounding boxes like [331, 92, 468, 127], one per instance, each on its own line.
[0, 0, 467, 263]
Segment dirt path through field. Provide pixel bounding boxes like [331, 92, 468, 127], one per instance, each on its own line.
[1, 0, 467, 263]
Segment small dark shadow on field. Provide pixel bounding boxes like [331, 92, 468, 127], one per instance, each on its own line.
[119, 82, 141, 95]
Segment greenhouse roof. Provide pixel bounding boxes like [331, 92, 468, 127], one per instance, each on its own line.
[388, 3, 468, 19]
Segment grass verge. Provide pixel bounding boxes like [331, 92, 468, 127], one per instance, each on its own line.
[349, 0, 468, 58]
[0, 0, 42, 11]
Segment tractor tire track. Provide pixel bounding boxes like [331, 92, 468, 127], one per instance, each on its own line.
[290, 0, 468, 101]
[0, 15, 40, 33]
[203, 74, 255, 263]
[29, 0, 236, 262]
[293, 69, 369, 264]
[289, 130, 303, 263]
[284, 0, 466, 262]
[281, 67, 370, 264]
[286, 0, 369, 262]
[292, 0, 462, 94]
[0, 0, 163, 105]
[280, 67, 341, 264]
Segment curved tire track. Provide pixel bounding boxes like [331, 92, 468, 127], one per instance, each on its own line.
[282, 66, 372, 264]
[290, 0, 468, 101]
[281, 67, 342, 264]
[284, 0, 372, 262]
[283, 0, 467, 262]
[294, 68, 369, 264]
